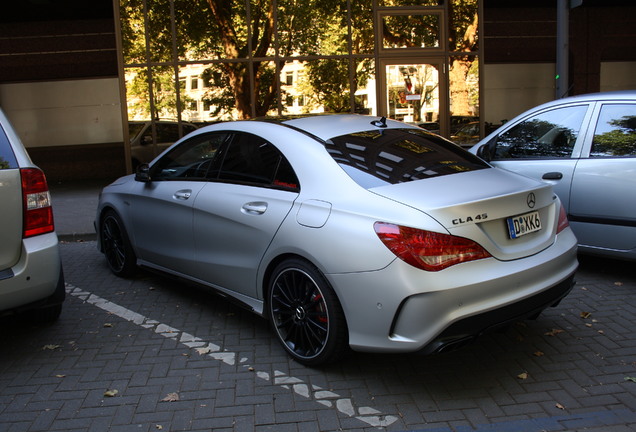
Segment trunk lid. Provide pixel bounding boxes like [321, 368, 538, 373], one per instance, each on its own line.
[370, 168, 560, 261]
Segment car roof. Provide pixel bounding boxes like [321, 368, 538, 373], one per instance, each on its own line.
[274, 114, 420, 141]
[536, 90, 636, 109]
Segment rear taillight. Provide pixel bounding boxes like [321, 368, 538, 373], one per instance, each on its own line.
[21, 168, 54, 238]
[374, 222, 491, 272]
[556, 204, 569, 234]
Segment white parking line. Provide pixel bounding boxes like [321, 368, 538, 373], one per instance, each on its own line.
[66, 283, 398, 427]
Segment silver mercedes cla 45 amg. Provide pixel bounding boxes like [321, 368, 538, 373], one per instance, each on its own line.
[97, 114, 578, 366]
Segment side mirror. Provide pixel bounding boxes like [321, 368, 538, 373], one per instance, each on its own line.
[476, 144, 491, 161]
[135, 163, 151, 182]
[475, 137, 498, 162]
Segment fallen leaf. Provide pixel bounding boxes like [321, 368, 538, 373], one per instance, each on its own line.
[104, 323, 113, 328]
[533, 351, 544, 357]
[517, 372, 529, 380]
[556, 403, 565, 410]
[55, 374, 66, 378]
[155, 425, 163, 430]
[625, 376, 636, 383]
[614, 281, 623, 286]
[42, 345, 61, 350]
[544, 329, 564, 337]
[585, 323, 593, 328]
[580, 311, 592, 319]
[104, 389, 118, 397]
[161, 392, 179, 402]
[196, 347, 211, 355]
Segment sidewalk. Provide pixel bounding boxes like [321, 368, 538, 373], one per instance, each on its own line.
[50, 180, 109, 242]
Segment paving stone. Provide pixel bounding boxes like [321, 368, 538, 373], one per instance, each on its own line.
[0, 242, 634, 432]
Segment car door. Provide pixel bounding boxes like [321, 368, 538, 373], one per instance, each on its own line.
[190, 131, 300, 300]
[127, 132, 227, 274]
[569, 102, 636, 253]
[483, 103, 592, 212]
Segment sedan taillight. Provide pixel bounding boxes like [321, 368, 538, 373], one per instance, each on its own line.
[374, 222, 491, 272]
[21, 168, 54, 238]
[556, 204, 569, 234]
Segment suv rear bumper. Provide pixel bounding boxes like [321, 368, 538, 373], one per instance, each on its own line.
[0, 232, 65, 314]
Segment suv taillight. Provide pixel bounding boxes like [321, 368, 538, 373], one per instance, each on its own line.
[21, 168, 54, 238]
[374, 222, 491, 271]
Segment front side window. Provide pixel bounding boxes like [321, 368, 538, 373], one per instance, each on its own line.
[215, 132, 300, 191]
[590, 104, 636, 157]
[325, 128, 488, 189]
[151, 132, 228, 180]
[492, 105, 588, 160]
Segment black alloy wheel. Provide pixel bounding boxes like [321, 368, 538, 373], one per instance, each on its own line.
[100, 210, 137, 277]
[268, 258, 348, 366]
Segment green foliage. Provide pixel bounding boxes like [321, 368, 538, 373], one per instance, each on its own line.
[121, 0, 478, 120]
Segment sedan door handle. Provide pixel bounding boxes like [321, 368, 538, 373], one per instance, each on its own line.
[542, 172, 563, 180]
[242, 202, 268, 215]
[174, 190, 192, 200]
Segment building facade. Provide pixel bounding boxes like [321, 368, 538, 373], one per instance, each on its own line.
[0, 0, 634, 182]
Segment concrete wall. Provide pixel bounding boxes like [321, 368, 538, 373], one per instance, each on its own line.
[0, 78, 123, 148]
[483, 63, 555, 125]
[600, 62, 636, 92]
[0, 78, 126, 183]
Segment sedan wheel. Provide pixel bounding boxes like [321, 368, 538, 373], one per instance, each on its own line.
[100, 210, 136, 277]
[268, 259, 348, 366]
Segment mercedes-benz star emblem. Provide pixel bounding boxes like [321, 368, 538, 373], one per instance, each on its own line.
[527, 192, 536, 209]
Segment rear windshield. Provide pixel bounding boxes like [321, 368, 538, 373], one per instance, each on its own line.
[0, 124, 18, 170]
[324, 128, 489, 188]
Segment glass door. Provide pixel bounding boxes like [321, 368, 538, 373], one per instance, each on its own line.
[379, 59, 448, 136]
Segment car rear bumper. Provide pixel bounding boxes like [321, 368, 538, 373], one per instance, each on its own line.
[414, 271, 575, 355]
[329, 228, 579, 354]
[0, 232, 65, 314]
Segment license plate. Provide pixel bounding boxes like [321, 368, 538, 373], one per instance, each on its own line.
[507, 211, 541, 239]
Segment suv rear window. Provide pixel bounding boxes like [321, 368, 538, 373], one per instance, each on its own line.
[324, 128, 489, 188]
[0, 125, 18, 170]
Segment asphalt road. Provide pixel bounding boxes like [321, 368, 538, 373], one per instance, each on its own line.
[1, 241, 635, 432]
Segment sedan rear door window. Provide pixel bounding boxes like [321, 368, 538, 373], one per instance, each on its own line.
[215, 132, 299, 191]
[590, 104, 636, 157]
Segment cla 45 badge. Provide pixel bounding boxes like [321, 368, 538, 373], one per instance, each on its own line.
[452, 213, 488, 225]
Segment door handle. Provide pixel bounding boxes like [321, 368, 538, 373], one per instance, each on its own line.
[242, 202, 268, 215]
[174, 190, 192, 200]
[542, 172, 563, 180]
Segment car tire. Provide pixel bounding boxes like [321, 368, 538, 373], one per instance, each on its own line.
[100, 209, 137, 277]
[267, 258, 349, 366]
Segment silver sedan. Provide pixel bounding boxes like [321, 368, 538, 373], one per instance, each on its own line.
[471, 91, 636, 261]
[97, 114, 578, 366]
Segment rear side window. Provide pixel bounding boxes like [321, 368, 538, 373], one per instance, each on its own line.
[590, 104, 636, 157]
[0, 125, 18, 170]
[325, 128, 488, 188]
[492, 105, 587, 159]
[214, 132, 299, 191]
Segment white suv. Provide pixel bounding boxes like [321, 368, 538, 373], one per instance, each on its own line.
[0, 108, 65, 321]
